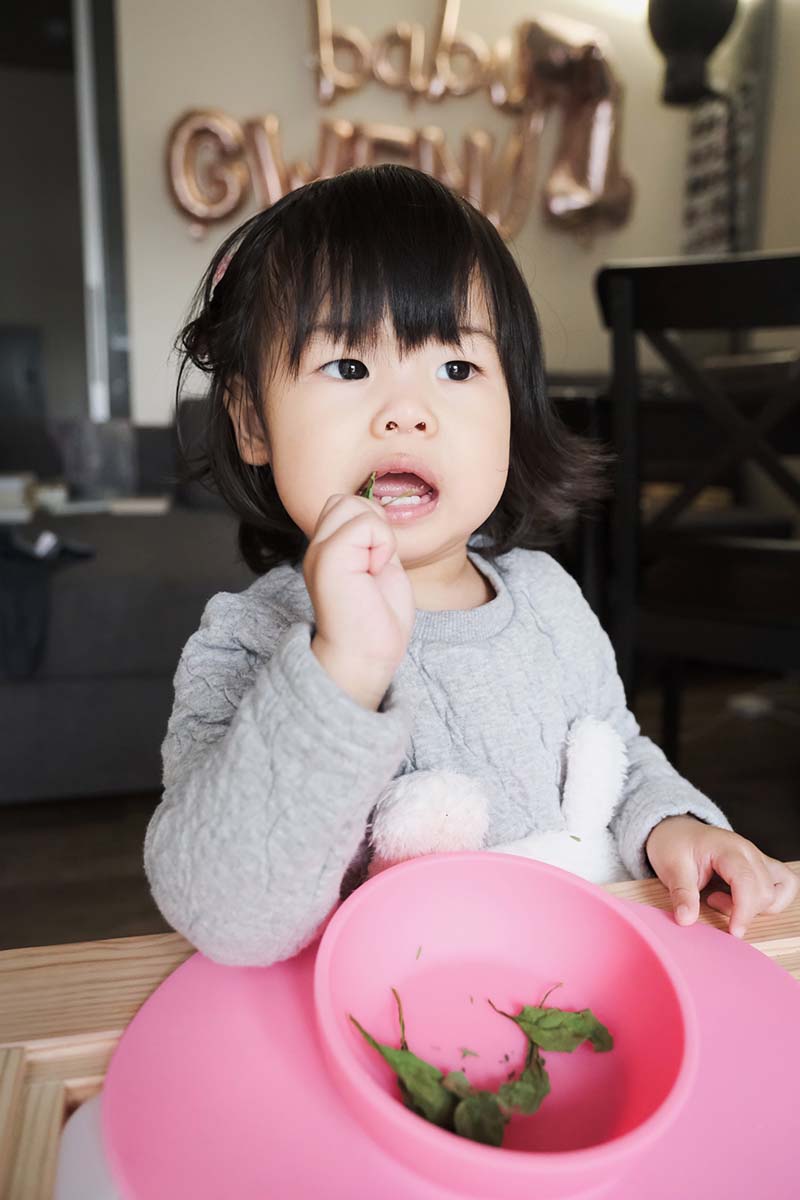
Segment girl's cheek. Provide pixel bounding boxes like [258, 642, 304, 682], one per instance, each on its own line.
[277, 474, 332, 537]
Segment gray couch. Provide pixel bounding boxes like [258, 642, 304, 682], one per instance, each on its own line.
[0, 506, 254, 804]
[0, 401, 257, 804]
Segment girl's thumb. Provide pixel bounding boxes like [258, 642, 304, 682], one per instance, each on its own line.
[660, 863, 701, 926]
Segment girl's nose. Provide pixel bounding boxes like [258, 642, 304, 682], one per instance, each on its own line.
[373, 388, 438, 437]
[385, 420, 427, 431]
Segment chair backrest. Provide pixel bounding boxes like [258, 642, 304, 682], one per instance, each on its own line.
[596, 251, 800, 332]
[594, 252, 800, 684]
[596, 251, 800, 533]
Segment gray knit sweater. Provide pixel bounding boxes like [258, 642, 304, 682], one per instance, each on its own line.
[145, 546, 731, 966]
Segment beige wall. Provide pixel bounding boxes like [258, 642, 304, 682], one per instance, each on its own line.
[115, 0, 796, 427]
[115, 0, 311, 425]
[761, 0, 800, 250]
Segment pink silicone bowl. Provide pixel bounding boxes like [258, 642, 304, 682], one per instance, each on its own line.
[314, 852, 699, 1200]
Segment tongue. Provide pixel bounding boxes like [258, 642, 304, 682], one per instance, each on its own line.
[372, 472, 432, 498]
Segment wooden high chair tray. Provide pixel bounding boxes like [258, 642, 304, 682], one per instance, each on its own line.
[1, 867, 799, 1199]
[101, 897, 799, 1198]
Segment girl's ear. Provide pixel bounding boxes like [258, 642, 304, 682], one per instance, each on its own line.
[223, 377, 270, 466]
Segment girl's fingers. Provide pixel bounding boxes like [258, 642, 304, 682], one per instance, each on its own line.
[661, 868, 701, 926]
[708, 853, 779, 937]
[309, 497, 397, 578]
[645, 831, 702, 925]
[312, 493, 384, 542]
[705, 891, 733, 918]
[326, 511, 396, 572]
[366, 533, 397, 577]
[761, 858, 799, 914]
[707, 858, 798, 930]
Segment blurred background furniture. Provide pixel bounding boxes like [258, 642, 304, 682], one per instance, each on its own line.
[596, 251, 800, 764]
[0, 400, 254, 804]
[546, 386, 609, 618]
[0, 326, 47, 423]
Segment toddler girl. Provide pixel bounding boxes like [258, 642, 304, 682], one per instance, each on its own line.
[145, 164, 797, 965]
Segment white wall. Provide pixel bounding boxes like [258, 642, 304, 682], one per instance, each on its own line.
[115, 0, 794, 427]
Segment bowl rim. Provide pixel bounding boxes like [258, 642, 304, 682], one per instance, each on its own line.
[313, 851, 700, 1178]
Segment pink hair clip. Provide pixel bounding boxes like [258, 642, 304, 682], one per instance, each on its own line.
[210, 252, 233, 300]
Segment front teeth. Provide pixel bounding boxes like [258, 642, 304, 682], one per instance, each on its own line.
[381, 494, 424, 506]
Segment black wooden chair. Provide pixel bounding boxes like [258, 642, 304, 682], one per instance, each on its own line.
[595, 252, 800, 765]
[548, 385, 609, 620]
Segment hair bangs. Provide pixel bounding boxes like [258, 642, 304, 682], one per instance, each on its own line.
[276, 166, 497, 375]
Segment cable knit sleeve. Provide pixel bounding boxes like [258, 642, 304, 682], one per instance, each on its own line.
[145, 592, 412, 966]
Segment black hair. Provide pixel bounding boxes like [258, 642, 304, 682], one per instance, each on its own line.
[175, 163, 609, 575]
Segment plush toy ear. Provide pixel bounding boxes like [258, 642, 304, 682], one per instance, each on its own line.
[370, 770, 490, 873]
[561, 717, 628, 835]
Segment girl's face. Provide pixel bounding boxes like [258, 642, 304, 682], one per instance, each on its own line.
[231, 289, 511, 580]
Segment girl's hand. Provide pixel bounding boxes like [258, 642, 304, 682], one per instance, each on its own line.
[645, 815, 799, 938]
[303, 493, 415, 704]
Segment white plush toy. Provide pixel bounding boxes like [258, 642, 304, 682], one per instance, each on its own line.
[368, 716, 632, 885]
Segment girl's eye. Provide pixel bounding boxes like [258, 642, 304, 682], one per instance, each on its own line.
[320, 358, 369, 381]
[436, 360, 477, 382]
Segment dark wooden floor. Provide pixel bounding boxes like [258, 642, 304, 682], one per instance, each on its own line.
[1, 668, 799, 952]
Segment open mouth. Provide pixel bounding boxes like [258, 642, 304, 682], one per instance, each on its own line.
[359, 467, 440, 523]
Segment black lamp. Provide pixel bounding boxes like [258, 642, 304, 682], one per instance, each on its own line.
[647, 0, 738, 105]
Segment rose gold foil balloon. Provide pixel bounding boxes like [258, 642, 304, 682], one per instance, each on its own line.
[371, 21, 428, 101]
[350, 122, 417, 167]
[513, 18, 633, 235]
[243, 115, 289, 210]
[245, 115, 356, 201]
[544, 69, 634, 236]
[488, 28, 534, 115]
[289, 117, 357, 188]
[314, 0, 372, 104]
[484, 109, 546, 240]
[322, 0, 491, 104]
[543, 51, 632, 233]
[458, 128, 495, 211]
[167, 109, 250, 227]
[166, 4, 634, 242]
[425, 0, 490, 101]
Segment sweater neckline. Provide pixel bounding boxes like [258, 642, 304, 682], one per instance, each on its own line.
[410, 549, 514, 644]
[283, 546, 515, 645]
